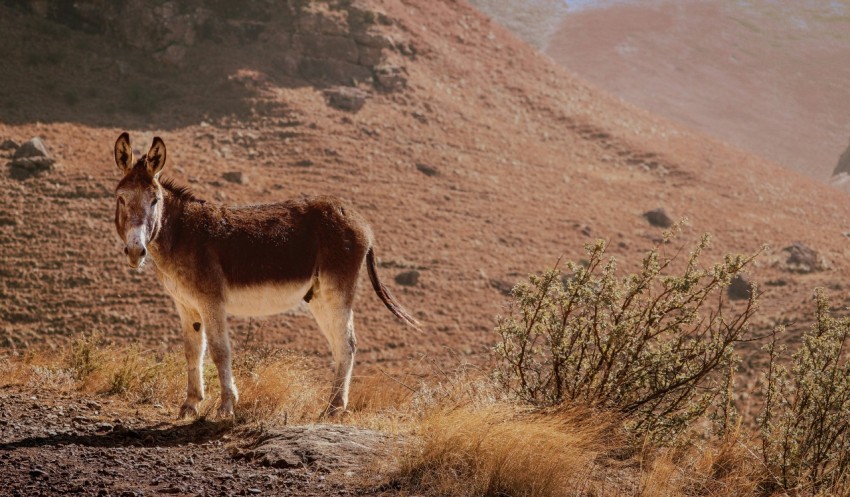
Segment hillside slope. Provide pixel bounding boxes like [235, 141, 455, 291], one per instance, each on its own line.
[545, 0, 850, 180]
[1, 0, 850, 376]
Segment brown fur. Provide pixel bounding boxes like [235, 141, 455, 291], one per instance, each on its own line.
[112, 133, 418, 418]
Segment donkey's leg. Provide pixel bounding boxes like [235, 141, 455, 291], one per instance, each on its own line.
[202, 305, 239, 418]
[309, 291, 357, 417]
[176, 303, 206, 419]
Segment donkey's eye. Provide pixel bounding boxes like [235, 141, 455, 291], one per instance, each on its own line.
[151, 198, 159, 207]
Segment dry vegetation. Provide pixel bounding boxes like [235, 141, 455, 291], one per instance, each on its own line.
[5, 235, 850, 496]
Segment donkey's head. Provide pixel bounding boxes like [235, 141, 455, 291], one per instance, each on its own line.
[113, 132, 167, 269]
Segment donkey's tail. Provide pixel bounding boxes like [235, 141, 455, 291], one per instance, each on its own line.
[366, 247, 421, 330]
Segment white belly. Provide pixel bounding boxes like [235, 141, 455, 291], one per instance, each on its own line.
[224, 281, 313, 317]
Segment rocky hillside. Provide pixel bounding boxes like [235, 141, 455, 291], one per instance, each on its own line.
[2, 0, 850, 377]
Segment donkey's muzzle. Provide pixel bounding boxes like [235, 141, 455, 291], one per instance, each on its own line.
[125, 245, 147, 268]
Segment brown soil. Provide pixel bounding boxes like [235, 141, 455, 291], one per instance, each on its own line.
[0, 384, 388, 496]
[3, 0, 850, 493]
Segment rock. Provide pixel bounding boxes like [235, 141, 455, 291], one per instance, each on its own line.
[833, 139, 850, 176]
[489, 279, 514, 296]
[293, 159, 314, 167]
[14, 137, 49, 159]
[727, 274, 754, 301]
[239, 425, 394, 472]
[0, 139, 18, 151]
[415, 162, 438, 176]
[8, 137, 55, 179]
[353, 30, 393, 49]
[643, 208, 673, 228]
[395, 270, 420, 286]
[374, 65, 407, 91]
[782, 242, 828, 273]
[324, 86, 368, 112]
[222, 171, 248, 184]
[8, 157, 55, 180]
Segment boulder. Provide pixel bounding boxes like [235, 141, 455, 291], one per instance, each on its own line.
[395, 270, 420, 287]
[727, 274, 754, 301]
[222, 171, 248, 184]
[13, 137, 50, 159]
[8, 137, 55, 180]
[373, 65, 407, 91]
[782, 242, 828, 273]
[236, 424, 395, 472]
[833, 139, 850, 177]
[643, 208, 673, 228]
[415, 162, 439, 177]
[324, 87, 368, 112]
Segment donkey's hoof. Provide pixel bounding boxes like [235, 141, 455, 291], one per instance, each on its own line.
[216, 398, 235, 419]
[216, 406, 235, 419]
[178, 403, 200, 420]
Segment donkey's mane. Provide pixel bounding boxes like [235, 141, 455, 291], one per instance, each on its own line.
[160, 177, 203, 203]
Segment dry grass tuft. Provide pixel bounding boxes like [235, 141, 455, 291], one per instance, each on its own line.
[1, 336, 327, 425]
[231, 349, 324, 425]
[347, 373, 415, 414]
[391, 404, 623, 496]
[638, 428, 769, 497]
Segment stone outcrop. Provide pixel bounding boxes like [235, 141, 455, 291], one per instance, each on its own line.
[235, 424, 397, 473]
[832, 140, 850, 177]
[7, 0, 411, 89]
[781, 242, 829, 274]
[7, 137, 56, 180]
[643, 208, 673, 228]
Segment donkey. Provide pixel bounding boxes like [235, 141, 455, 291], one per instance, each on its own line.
[112, 132, 418, 418]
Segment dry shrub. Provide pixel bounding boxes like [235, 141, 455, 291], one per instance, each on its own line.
[495, 232, 758, 443]
[4, 338, 327, 425]
[0, 349, 75, 390]
[103, 347, 184, 406]
[232, 350, 324, 425]
[392, 404, 621, 496]
[760, 290, 850, 493]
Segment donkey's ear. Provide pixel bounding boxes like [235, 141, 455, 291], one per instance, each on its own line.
[145, 136, 167, 176]
[114, 132, 134, 173]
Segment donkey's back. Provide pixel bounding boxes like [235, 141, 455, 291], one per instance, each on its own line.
[174, 194, 372, 299]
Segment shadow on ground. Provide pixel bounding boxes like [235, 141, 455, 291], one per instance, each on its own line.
[0, 419, 233, 450]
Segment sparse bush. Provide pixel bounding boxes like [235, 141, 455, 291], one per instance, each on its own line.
[494, 231, 759, 443]
[760, 289, 850, 493]
[66, 331, 105, 382]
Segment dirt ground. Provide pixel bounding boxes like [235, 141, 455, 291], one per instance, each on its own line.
[4, 0, 850, 494]
[0, 384, 392, 496]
